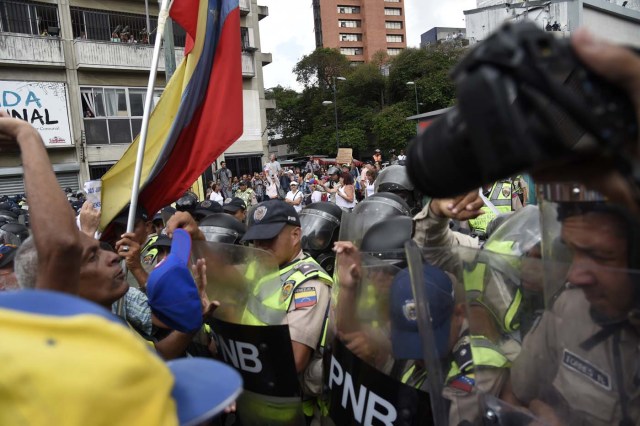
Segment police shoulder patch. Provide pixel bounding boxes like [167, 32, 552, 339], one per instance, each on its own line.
[293, 286, 317, 309]
[280, 280, 295, 303]
[142, 254, 155, 265]
[562, 349, 611, 390]
[448, 374, 475, 393]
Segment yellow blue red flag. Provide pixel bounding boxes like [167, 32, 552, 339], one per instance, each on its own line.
[100, 0, 243, 229]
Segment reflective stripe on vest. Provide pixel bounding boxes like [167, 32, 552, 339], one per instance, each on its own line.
[243, 256, 333, 326]
[463, 240, 522, 333]
[401, 364, 428, 389]
[468, 182, 513, 233]
[446, 335, 509, 383]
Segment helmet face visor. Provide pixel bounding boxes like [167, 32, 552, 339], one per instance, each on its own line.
[300, 210, 339, 251]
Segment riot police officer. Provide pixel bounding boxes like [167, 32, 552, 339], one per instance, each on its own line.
[241, 200, 333, 414]
[374, 165, 421, 214]
[299, 202, 342, 275]
[198, 212, 245, 244]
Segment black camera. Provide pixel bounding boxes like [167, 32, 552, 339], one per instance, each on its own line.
[407, 21, 638, 198]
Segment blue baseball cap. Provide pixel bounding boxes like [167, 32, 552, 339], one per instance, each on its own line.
[390, 265, 455, 360]
[0, 290, 242, 425]
[146, 229, 202, 333]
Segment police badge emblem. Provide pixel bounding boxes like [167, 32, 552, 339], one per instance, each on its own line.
[280, 280, 295, 302]
[402, 300, 417, 321]
[502, 185, 511, 198]
[254, 206, 268, 222]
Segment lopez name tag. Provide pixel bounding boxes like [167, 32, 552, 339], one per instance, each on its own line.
[562, 349, 611, 390]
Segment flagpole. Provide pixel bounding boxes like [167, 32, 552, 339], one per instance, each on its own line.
[126, 0, 172, 235]
[117, 0, 171, 317]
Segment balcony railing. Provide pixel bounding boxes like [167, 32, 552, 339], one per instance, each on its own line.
[0, 33, 64, 67]
[74, 40, 185, 72]
[242, 51, 255, 78]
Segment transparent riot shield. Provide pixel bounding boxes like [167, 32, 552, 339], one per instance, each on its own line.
[192, 241, 305, 426]
[456, 243, 640, 426]
[322, 246, 433, 426]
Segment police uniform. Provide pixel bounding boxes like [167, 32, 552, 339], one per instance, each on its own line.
[511, 288, 640, 425]
[284, 251, 332, 395]
[469, 181, 514, 237]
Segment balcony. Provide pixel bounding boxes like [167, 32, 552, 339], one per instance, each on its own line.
[242, 51, 255, 78]
[261, 52, 272, 66]
[258, 5, 269, 20]
[74, 40, 185, 72]
[0, 33, 65, 67]
[240, 0, 251, 15]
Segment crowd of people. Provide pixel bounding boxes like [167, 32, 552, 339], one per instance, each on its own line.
[0, 27, 639, 426]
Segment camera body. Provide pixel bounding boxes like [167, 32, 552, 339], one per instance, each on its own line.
[407, 21, 638, 198]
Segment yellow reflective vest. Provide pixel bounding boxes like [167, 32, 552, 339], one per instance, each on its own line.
[468, 181, 513, 235]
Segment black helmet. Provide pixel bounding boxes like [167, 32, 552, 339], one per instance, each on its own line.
[300, 202, 342, 274]
[199, 213, 246, 244]
[374, 165, 414, 194]
[0, 222, 29, 246]
[176, 192, 199, 213]
[0, 210, 18, 223]
[352, 192, 410, 218]
[340, 193, 410, 247]
[361, 216, 413, 265]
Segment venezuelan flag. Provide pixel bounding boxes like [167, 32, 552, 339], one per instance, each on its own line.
[99, 0, 243, 230]
[294, 288, 317, 309]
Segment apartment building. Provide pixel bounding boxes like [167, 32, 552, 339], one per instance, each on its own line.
[312, 0, 407, 63]
[0, 0, 272, 195]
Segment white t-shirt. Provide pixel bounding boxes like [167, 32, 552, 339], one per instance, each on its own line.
[336, 185, 356, 209]
[311, 190, 323, 203]
[285, 190, 304, 213]
[209, 191, 224, 205]
[365, 181, 375, 198]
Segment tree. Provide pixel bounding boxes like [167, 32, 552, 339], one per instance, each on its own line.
[372, 103, 416, 151]
[293, 48, 351, 89]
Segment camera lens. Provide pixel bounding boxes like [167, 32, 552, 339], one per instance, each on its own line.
[407, 108, 483, 198]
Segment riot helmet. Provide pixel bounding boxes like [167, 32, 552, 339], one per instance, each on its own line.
[341, 192, 411, 247]
[300, 202, 342, 274]
[374, 165, 420, 213]
[360, 216, 413, 266]
[0, 210, 18, 223]
[327, 166, 340, 176]
[176, 192, 199, 213]
[0, 222, 29, 246]
[199, 213, 246, 244]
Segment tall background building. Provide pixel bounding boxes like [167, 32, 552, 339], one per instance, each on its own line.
[312, 0, 407, 63]
[0, 0, 271, 194]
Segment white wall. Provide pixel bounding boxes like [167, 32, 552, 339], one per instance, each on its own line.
[583, 6, 640, 46]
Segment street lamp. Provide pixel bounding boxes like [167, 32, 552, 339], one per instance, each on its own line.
[406, 81, 419, 115]
[327, 76, 346, 154]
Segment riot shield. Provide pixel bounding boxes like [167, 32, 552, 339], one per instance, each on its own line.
[456, 243, 640, 426]
[192, 241, 305, 426]
[322, 247, 432, 426]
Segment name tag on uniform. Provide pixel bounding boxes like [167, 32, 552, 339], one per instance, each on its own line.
[562, 349, 611, 390]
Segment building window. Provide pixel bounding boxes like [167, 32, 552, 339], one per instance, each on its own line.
[241, 26, 251, 50]
[385, 21, 403, 29]
[340, 33, 362, 42]
[0, 0, 59, 35]
[386, 34, 403, 43]
[89, 164, 115, 180]
[387, 48, 402, 56]
[384, 8, 402, 16]
[69, 7, 186, 46]
[340, 47, 363, 56]
[337, 5, 360, 14]
[81, 86, 163, 145]
[338, 20, 361, 28]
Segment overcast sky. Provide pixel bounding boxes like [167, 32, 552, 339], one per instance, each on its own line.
[258, 0, 476, 90]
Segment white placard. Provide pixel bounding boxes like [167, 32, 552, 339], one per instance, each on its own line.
[0, 81, 73, 147]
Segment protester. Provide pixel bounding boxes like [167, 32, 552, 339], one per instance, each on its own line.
[215, 161, 233, 198]
[285, 181, 304, 213]
[335, 172, 356, 212]
[209, 182, 224, 205]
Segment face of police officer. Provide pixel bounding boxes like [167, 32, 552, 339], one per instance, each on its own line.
[253, 224, 301, 266]
[561, 212, 635, 321]
[78, 233, 128, 309]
